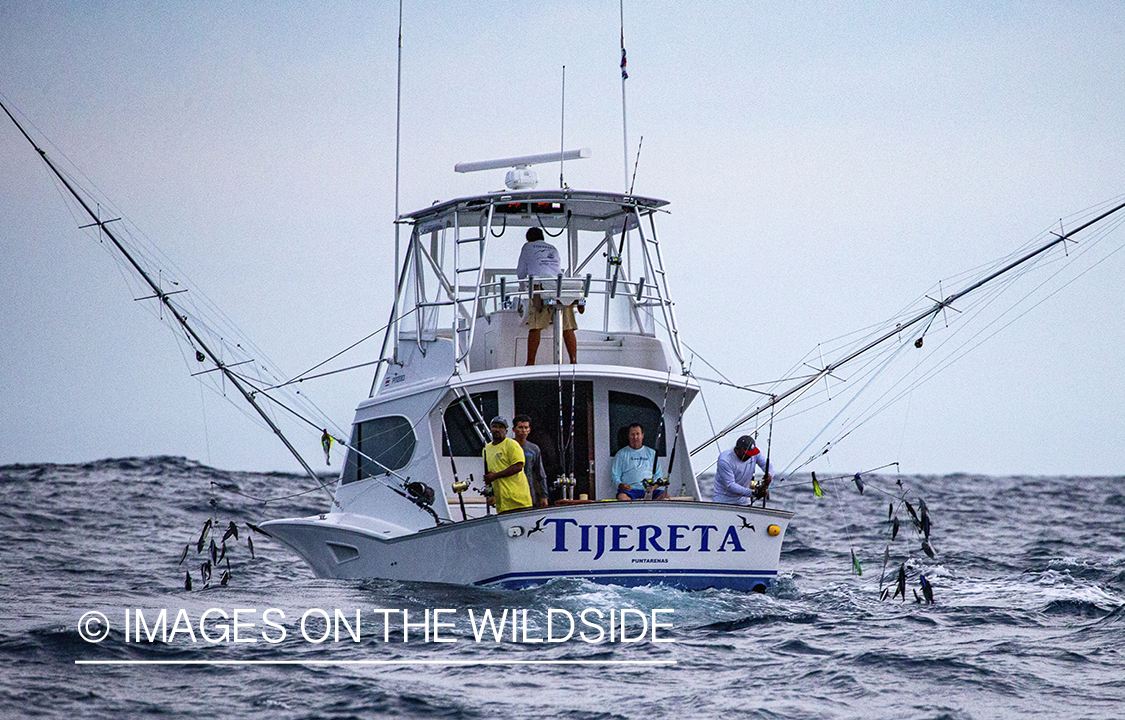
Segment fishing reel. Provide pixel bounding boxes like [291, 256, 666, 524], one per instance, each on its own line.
[452, 480, 469, 494]
[405, 481, 435, 508]
[750, 476, 771, 503]
[642, 477, 669, 501]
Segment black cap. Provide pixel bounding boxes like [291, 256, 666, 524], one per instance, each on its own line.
[734, 435, 756, 452]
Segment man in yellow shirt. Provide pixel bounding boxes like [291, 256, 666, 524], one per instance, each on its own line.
[482, 417, 533, 513]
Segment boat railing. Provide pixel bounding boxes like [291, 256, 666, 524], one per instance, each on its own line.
[414, 272, 665, 334]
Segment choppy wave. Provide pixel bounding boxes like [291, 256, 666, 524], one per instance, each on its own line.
[1, 456, 1123, 719]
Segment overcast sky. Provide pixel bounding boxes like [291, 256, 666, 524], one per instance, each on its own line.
[2, 1, 1123, 478]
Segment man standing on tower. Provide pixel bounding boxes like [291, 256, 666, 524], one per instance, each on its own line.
[517, 226, 580, 364]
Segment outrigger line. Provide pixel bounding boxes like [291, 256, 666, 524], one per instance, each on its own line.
[690, 196, 1125, 461]
[0, 98, 334, 503]
[803, 463, 939, 585]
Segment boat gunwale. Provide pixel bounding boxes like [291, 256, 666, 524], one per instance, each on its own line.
[263, 499, 794, 546]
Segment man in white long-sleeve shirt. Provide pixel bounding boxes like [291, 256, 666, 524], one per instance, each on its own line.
[712, 435, 772, 506]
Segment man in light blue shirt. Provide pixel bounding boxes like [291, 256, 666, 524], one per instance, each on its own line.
[613, 423, 666, 501]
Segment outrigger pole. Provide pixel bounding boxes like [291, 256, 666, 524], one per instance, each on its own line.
[691, 198, 1125, 457]
[2, 99, 334, 502]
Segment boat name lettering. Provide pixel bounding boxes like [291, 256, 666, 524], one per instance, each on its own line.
[542, 518, 746, 560]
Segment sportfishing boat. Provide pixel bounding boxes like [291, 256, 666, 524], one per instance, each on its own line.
[7, 94, 1122, 592]
[3, 88, 789, 590]
[258, 151, 793, 590]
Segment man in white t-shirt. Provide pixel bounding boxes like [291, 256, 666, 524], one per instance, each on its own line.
[516, 227, 580, 364]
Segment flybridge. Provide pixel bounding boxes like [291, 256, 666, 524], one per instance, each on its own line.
[403, 189, 667, 233]
[377, 185, 686, 379]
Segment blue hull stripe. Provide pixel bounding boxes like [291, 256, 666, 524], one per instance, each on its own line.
[475, 567, 778, 591]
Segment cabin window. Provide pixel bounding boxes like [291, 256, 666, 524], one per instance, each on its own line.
[442, 391, 499, 456]
[341, 416, 416, 485]
[608, 391, 666, 456]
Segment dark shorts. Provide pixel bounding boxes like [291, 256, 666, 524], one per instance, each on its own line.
[622, 487, 665, 500]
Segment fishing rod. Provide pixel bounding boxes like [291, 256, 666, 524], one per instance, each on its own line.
[557, 358, 565, 497]
[653, 369, 671, 476]
[664, 374, 689, 495]
[568, 363, 577, 483]
[648, 367, 672, 497]
[691, 197, 1125, 458]
[441, 418, 468, 521]
[759, 395, 775, 508]
[2, 99, 338, 502]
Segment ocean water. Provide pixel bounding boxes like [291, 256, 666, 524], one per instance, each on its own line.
[1, 457, 1121, 719]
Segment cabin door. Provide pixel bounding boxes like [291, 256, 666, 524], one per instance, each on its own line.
[514, 379, 595, 501]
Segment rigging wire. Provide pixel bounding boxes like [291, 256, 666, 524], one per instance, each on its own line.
[271, 308, 418, 390]
[793, 210, 1125, 464]
[3, 98, 457, 514]
[681, 197, 1125, 469]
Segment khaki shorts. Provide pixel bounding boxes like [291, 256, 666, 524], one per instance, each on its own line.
[526, 297, 578, 331]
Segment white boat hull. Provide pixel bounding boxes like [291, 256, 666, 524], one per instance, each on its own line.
[262, 502, 792, 591]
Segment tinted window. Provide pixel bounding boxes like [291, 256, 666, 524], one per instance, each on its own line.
[608, 391, 666, 456]
[442, 391, 499, 457]
[342, 416, 416, 485]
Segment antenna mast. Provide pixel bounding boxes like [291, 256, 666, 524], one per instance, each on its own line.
[559, 65, 566, 189]
[620, 0, 629, 192]
[393, 0, 404, 364]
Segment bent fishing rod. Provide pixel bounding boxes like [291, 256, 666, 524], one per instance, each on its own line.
[2, 99, 337, 501]
[691, 197, 1125, 457]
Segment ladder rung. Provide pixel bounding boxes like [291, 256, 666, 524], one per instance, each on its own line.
[456, 236, 485, 244]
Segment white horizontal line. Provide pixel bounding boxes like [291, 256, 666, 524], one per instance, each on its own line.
[75, 659, 676, 666]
